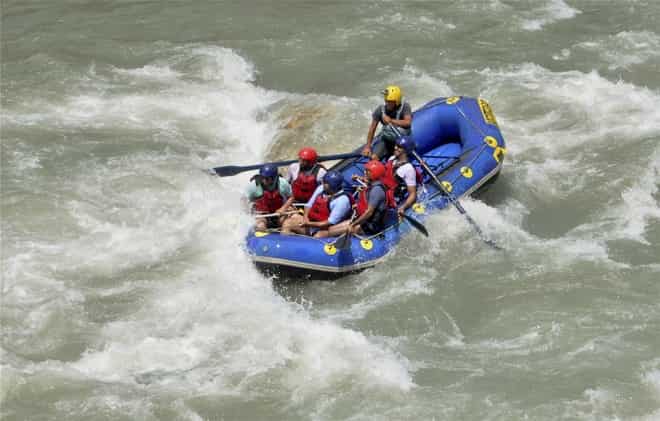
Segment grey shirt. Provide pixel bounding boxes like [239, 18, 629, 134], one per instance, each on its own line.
[367, 182, 387, 212]
[372, 102, 412, 124]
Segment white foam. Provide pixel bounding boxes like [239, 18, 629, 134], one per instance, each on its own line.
[475, 328, 542, 355]
[641, 358, 660, 398]
[364, 12, 456, 34]
[112, 64, 182, 81]
[3, 44, 417, 401]
[401, 63, 454, 104]
[481, 63, 660, 155]
[605, 147, 660, 244]
[421, 194, 628, 271]
[576, 31, 660, 70]
[320, 277, 434, 323]
[7, 148, 42, 171]
[3, 45, 281, 162]
[520, 0, 581, 31]
[70, 252, 415, 397]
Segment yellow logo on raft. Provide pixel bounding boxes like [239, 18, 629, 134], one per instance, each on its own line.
[478, 98, 498, 126]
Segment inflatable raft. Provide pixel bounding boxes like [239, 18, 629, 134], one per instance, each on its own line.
[246, 96, 506, 278]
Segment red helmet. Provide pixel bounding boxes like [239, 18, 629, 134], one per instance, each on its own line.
[364, 160, 385, 181]
[298, 147, 318, 163]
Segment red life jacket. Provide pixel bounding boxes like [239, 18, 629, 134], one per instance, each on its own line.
[308, 191, 353, 222]
[252, 177, 284, 213]
[291, 164, 322, 202]
[382, 160, 421, 203]
[382, 160, 402, 191]
[356, 182, 396, 218]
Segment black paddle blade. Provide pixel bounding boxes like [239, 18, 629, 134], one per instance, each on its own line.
[332, 233, 352, 250]
[403, 214, 429, 237]
[210, 164, 262, 177]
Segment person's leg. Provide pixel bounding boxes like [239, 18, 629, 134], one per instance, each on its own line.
[313, 230, 328, 238]
[281, 214, 308, 235]
[325, 223, 349, 237]
[330, 220, 351, 233]
[371, 133, 396, 160]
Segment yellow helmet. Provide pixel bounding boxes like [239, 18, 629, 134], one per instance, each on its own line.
[382, 85, 402, 105]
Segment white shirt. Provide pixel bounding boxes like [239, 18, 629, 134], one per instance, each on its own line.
[387, 157, 417, 186]
[286, 162, 327, 184]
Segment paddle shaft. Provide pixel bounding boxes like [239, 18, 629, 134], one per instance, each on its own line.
[210, 152, 362, 177]
[384, 123, 499, 249]
[411, 150, 500, 249]
[254, 210, 300, 219]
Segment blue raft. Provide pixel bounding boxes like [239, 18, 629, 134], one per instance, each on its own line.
[246, 96, 507, 278]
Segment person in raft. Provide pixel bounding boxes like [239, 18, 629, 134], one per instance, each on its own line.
[382, 136, 420, 217]
[362, 85, 412, 160]
[334, 160, 396, 236]
[281, 147, 326, 210]
[245, 164, 292, 231]
[281, 170, 353, 237]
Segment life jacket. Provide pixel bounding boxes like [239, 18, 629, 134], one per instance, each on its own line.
[380, 103, 411, 137]
[382, 160, 422, 203]
[308, 191, 353, 222]
[252, 176, 284, 213]
[356, 182, 396, 226]
[291, 164, 322, 202]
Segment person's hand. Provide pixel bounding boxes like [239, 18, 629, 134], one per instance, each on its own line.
[361, 145, 371, 156]
[382, 115, 392, 125]
[397, 207, 405, 218]
[348, 223, 359, 235]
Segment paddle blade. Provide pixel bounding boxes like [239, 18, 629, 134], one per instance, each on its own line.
[332, 233, 352, 250]
[210, 164, 260, 177]
[403, 214, 429, 237]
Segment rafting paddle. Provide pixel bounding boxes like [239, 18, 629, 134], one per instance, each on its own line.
[331, 232, 352, 250]
[401, 213, 428, 237]
[254, 210, 300, 219]
[209, 152, 362, 177]
[385, 124, 500, 249]
[412, 150, 501, 250]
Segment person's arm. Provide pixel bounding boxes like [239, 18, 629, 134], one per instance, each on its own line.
[350, 206, 374, 229]
[362, 119, 379, 156]
[277, 165, 298, 212]
[391, 112, 412, 129]
[316, 167, 327, 185]
[398, 185, 417, 216]
[390, 104, 412, 128]
[243, 181, 259, 213]
[309, 195, 351, 229]
[300, 185, 323, 226]
[275, 178, 293, 215]
[397, 164, 417, 216]
[278, 178, 292, 201]
[278, 196, 295, 214]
